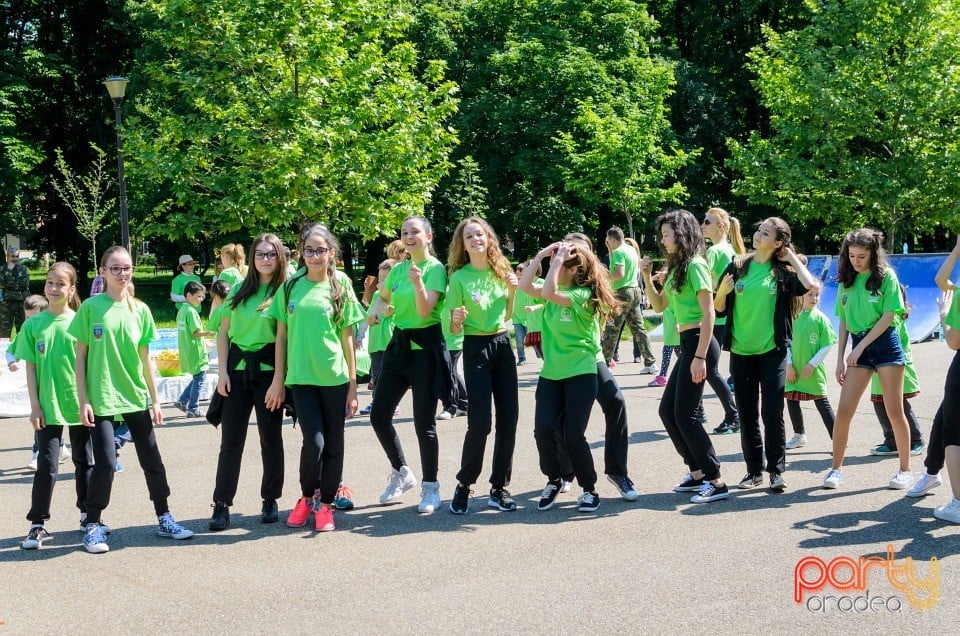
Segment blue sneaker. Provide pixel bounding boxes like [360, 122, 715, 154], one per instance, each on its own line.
[359, 403, 372, 416]
[114, 458, 124, 473]
[333, 485, 355, 511]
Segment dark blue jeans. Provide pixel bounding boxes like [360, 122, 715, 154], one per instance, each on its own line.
[177, 371, 206, 411]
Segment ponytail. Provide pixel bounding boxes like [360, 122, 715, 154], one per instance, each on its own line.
[729, 217, 746, 255]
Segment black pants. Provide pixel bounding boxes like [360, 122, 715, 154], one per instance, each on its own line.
[370, 349, 439, 482]
[212, 368, 285, 506]
[291, 384, 348, 504]
[925, 406, 947, 474]
[84, 411, 172, 524]
[443, 349, 469, 412]
[534, 373, 598, 491]
[875, 398, 924, 448]
[456, 333, 518, 488]
[659, 330, 722, 480]
[731, 348, 787, 475]
[787, 397, 835, 437]
[27, 426, 92, 523]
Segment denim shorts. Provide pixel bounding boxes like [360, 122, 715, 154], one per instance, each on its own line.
[851, 326, 905, 370]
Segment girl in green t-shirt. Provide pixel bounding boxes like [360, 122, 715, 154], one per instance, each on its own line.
[20, 262, 81, 549]
[520, 240, 615, 513]
[446, 217, 519, 514]
[368, 216, 450, 514]
[272, 226, 363, 532]
[217, 243, 249, 288]
[71, 246, 193, 554]
[826, 229, 911, 491]
[170, 255, 201, 311]
[641, 209, 729, 504]
[210, 233, 288, 532]
[714, 217, 817, 492]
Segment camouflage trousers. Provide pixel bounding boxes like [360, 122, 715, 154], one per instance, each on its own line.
[0, 301, 25, 339]
[601, 286, 655, 366]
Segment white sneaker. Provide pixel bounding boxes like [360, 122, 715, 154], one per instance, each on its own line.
[560, 479, 572, 493]
[435, 409, 454, 421]
[27, 451, 38, 472]
[418, 481, 441, 514]
[157, 513, 194, 540]
[379, 466, 418, 504]
[888, 470, 913, 490]
[785, 434, 807, 450]
[638, 364, 659, 375]
[906, 473, 942, 498]
[933, 497, 960, 524]
[822, 469, 843, 489]
[83, 523, 109, 554]
[59, 444, 70, 464]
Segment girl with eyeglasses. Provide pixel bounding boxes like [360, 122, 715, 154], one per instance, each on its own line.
[208, 233, 289, 531]
[69, 246, 193, 553]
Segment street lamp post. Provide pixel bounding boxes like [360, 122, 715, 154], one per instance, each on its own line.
[103, 76, 130, 253]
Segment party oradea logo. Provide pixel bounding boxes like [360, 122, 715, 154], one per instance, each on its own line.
[794, 545, 938, 613]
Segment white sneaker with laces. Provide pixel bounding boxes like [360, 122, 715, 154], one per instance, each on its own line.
[27, 451, 38, 472]
[638, 364, 659, 375]
[418, 481, 441, 514]
[435, 409, 454, 421]
[379, 466, 418, 504]
[83, 523, 109, 554]
[888, 470, 913, 490]
[822, 469, 843, 489]
[933, 497, 960, 524]
[157, 513, 194, 539]
[906, 473, 942, 498]
[785, 434, 807, 450]
[21, 526, 52, 550]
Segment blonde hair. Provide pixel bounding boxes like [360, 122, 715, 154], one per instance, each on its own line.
[706, 207, 745, 255]
[47, 262, 80, 310]
[386, 239, 408, 261]
[221, 243, 248, 276]
[446, 216, 513, 283]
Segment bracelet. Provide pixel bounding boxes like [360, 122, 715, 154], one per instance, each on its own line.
[694, 355, 706, 360]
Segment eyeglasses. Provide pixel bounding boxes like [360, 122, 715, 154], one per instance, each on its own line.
[107, 265, 133, 275]
[303, 247, 330, 258]
[254, 251, 279, 261]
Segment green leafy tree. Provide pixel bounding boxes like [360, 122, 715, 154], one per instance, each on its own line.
[729, 0, 960, 250]
[127, 0, 458, 242]
[51, 145, 116, 267]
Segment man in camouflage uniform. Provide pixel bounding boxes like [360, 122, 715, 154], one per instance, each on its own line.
[0, 245, 31, 338]
[600, 227, 657, 372]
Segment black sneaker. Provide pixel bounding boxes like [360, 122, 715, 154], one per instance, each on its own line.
[673, 475, 705, 492]
[450, 484, 471, 514]
[607, 474, 639, 501]
[261, 498, 279, 524]
[538, 479, 563, 510]
[713, 418, 740, 435]
[209, 501, 230, 531]
[21, 526, 52, 550]
[770, 473, 787, 492]
[488, 487, 517, 512]
[690, 482, 730, 503]
[696, 406, 708, 424]
[577, 491, 600, 512]
[738, 473, 763, 489]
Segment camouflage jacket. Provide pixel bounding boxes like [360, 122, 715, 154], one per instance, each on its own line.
[0, 263, 30, 303]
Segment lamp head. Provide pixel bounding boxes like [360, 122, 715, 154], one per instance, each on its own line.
[103, 76, 129, 102]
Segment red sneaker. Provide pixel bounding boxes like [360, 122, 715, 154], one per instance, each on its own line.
[314, 504, 335, 532]
[647, 375, 667, 387]
[287, 497, 313, 527]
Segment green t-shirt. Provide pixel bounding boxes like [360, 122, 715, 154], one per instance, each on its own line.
[707, 242, 737, 326]
[609, 243, 639, 291]
[835, 268, 904, 334]
[512, 287, 532, 326]
[8, 330, 21, 361]
[384, 256, 447, 330]
[522, 278, 546, 332]
[17, 311, 81, 426]
[662, 305, 680, 347]
[224, 284, 279, 372]
[171, 272, 202, 311]
[218, 267, 244, 289]
[270, 276, 365, 386]
[177, 303, 209, 375]
[367, 290, 395, 354]
[945, 283, 960, 331]
[207, 303, 227, 335]
[664, 257, 712, 326]
[69, 294, 157, 416]
[786, 308, 836, 395]
[441, 303, 464, 352]
[541, 286, 602, 380]
[870, 315, 918, 396]
[731, 260, 777, 356]
[445, 264, 511, 335]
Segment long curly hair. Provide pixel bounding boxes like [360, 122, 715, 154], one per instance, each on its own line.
[231, 233, 288, 312]
[656, 210, 705, 294]
[560, 242, 617, 322]
[837, 228, 889, 292]
[446, 216, 513, 283]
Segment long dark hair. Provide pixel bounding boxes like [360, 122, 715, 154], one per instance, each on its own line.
[231, 233, 288, 311]
[737, 217, 798, 292]
[656, 209, 705, 294]
[837, 228, 888, 292]
[287, 224, 345, 322]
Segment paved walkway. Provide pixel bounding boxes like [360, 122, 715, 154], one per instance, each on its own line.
[1, 342, 957, 633]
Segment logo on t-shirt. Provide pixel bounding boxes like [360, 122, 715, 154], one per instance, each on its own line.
[735, 282, 745, 294]
[287, 302, 296, 316]
[841, 295, 848, 306]
[93, 324, 103, 340]
[809, 333, 818, 345]
[36, 339, 46, 355]
[391, 283, 400, 292]
[868, 292, 881, 303]
[560, 307, 573, 322]
[470, 290, 482, 304]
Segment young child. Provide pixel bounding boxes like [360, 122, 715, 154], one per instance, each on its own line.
[207, 279, 231, 335]
[520, 260, 545, 359]
[826, 229, 911, 490]
[437, 303, 468, 420]
[19, 263, 83, 549]
[648, 270, 677, 388]
[511, 262, 530, 366]
[170, 254, 201, 311]
[359, 259, 397, 416]
[70, 246, 193, 553]
[785, 285, 837, 449]
[174, 281, 214, 418]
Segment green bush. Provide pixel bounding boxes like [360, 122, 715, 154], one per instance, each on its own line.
[137, 253, 158, 267]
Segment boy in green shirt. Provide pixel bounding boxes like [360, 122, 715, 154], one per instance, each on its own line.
[174, 281, 213, 417]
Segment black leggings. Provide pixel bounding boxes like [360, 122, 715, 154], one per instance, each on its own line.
[786, 397, 835, 437]
[874, 398, 924, 448]
[731, 348, 787, 475]
[27, 426, 92, 523]
[291, 383, 349, 504]
[444, 349, 469, 412]
[370, 349, 439, 481]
